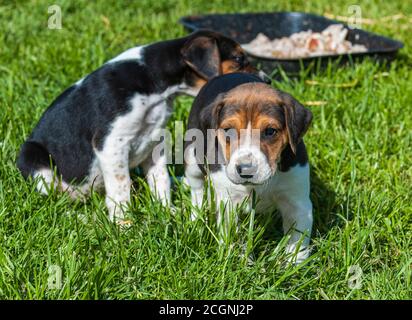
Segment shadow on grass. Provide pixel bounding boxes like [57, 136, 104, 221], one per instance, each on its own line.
[310, 170, 340, 235]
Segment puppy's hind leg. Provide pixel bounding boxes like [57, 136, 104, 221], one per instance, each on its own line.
[94, 142, 132, 223]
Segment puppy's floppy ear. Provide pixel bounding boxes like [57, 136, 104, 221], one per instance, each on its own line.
[199, 93, 225, 130]
[281, 93, 313, 154]
[182, 36, 221, 80]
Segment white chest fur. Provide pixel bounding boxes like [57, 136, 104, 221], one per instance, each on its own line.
[206, 163, 313, 264]
[209, 163, 311, 213]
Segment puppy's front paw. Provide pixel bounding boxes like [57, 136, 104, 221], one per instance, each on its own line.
[106, 197, 127, 223]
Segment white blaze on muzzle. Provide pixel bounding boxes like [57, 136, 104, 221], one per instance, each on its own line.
[225, 123, 273, 185]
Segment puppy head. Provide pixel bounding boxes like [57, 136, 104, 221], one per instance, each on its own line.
[207, 83, 312, 185]
[181, 30, 267, 93]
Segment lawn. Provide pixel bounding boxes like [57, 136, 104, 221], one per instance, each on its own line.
[0, 0, 411, 299]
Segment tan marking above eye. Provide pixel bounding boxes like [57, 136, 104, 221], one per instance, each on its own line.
[219, 116, 246, 132]
[252, 115, 282, 132]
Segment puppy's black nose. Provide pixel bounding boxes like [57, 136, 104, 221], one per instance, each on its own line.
[236, 164, 256, 179]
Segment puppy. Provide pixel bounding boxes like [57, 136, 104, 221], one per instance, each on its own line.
[185, 73, 313, 263]
[17, 30, 263, 221]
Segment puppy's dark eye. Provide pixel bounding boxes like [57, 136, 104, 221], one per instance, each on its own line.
[233, 55, 245, 65]
[263, 127, 277, 138]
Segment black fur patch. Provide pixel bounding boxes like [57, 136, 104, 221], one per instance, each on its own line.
[279, 141, 309, 172]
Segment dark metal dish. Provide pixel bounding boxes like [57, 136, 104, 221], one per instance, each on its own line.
[179, 12, 404, 75]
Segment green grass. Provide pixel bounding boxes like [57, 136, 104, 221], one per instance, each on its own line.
[0, 0, 411, 299]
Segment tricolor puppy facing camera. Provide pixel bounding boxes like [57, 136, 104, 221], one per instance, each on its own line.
[17, 31, 264, 222]
[185, 73, 313, 263]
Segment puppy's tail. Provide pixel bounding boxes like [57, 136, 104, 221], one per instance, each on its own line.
[17, 141, 53, 179]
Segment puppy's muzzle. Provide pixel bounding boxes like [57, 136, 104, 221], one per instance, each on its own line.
[235, 153, 258, 179]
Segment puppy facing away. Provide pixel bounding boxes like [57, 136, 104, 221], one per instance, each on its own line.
[184, 73, 313, 263]
[17, 30, 263, 221]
